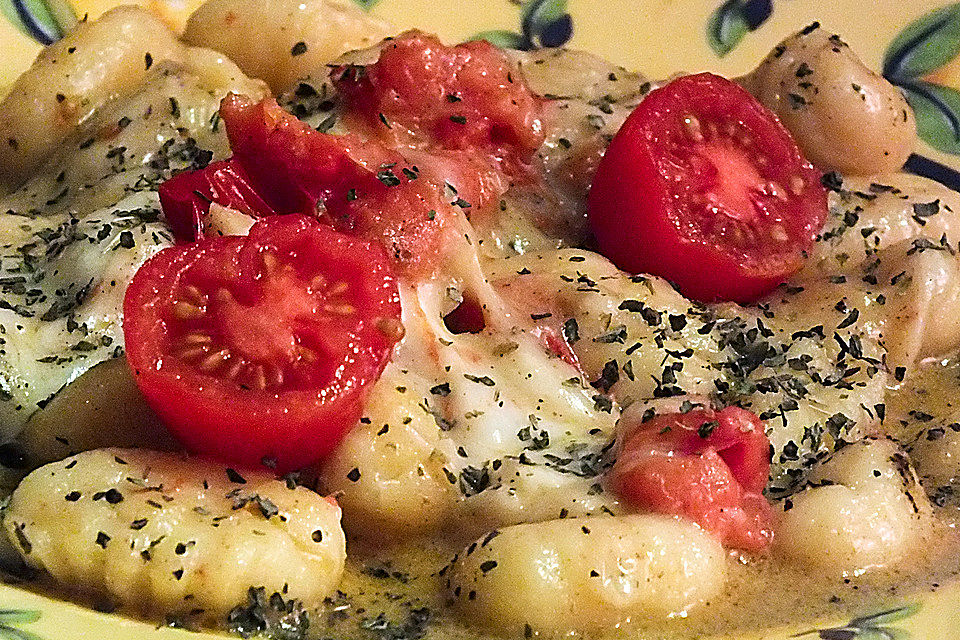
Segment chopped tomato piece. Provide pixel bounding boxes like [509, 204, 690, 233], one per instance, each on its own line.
[531, 325, 581, 371]
[609, 406, 774, 551]
[123, 215, 402, 472]
[332, 31, 545, 166]
[160, 95, 454, 277]
[443, 295, 486, 334]
[159, 159, 277, 241]
[588, 73, 828, 303]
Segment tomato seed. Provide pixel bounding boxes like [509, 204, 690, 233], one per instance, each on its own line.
[324, 303, 356, 316]
[199, 350, 229, 372]
[376, 317, 406, 342]
[181, 285, 205, 304]
[682, 115, 703, 142]
[789, 175, 806, 196]
[261, 252, 279, 274]
[214, 288, 235, 305]
[327, 281, 350, 297]
[172, 301, 204, 320]
[177, 346, 209, 362]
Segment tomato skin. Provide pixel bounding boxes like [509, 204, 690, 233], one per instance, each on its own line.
[123, 215, 401, 472]
[588, 73, 828, 303]
[609, 406, 774, 551]
[159, 159, 277, 242]
[332, 31, 545, 165]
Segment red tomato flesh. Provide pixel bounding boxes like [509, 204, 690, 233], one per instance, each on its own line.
[161, 95, 463, 278]
[123, 215, 402, 472]
[332, 30, 545, 166]
[609, 406, 774, 551]
[588, 73, 827, 303]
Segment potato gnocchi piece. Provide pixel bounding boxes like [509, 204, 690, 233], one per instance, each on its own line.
[17, 358, 178, 469]
[800, 173, 960, 372]
[775, 438, 931, 574]
[319, 360, 459, 539]
[451, 459, 622, 540]
[323, 273, 617, 540]
[0, 7, 185, 189]
[183, 0, 392, 94]
[4, 449, 346, 620]
[492, 49, 651, 248]
[739, 23, 915, 176]
[809, 174, 960, 277]
[0, 39, 264, 445]
[446, 515, 726, 632]
[909, 421, 960, 506]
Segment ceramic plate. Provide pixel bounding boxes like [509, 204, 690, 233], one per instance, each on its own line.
[2, 0, 960, 638]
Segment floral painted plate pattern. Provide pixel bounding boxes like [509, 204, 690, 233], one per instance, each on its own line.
[2, 1, 960, 639]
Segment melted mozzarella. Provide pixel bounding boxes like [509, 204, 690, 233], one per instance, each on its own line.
[0, 43, 264, 443]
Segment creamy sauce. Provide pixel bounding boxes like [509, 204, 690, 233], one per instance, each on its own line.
[0, 7, 959, 639]
[21, 517, 956, 639]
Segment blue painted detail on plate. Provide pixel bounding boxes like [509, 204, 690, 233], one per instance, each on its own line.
[1, 0, 76, 45]
[706, 0, 774, 57]
[470, 0, 573, 51]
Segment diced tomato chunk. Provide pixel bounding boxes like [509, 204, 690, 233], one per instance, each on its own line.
[159, 159, 277, 241]
[160, 95, 458, 277]
[333, 31, 545, 167]
[609, 406, 774, 551]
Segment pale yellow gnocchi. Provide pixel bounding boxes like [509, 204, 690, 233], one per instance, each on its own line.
[446, 515, 726, 632]
[740, 23, 915, 176]
[775, 439, 931, 574]
[4, 448, 346, 619]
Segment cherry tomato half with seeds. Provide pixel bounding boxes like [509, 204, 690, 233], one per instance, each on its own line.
[123, 215, 402, 472]
[588, 73, 828, 303]
[609, 406, 774, 551]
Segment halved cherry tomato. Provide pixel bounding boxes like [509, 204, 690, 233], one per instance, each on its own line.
[609, 406, 774, 551]
[332, 30, 545, 166]
[123, 215, 402, 472]
[588, 73, 827, 303]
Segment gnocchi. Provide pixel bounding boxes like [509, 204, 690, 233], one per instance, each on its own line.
[740, 23, 915, 176]
[0, 7, 184, 189]
[4, 449, 346, 619]
[775, 439, 931, 574]
[183, 0, 392, 93]
[446, 515, 726, 632]
[0, 4, 958, 639]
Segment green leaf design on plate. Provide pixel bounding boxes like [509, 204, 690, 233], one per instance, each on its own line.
[902, 81, 960, 154]
[350, 0, 381, 9]
[849, 604, 921, 627]
[0, 0, 77, 45]
[884, 3, 960, 80]
[0, 609, 43, 640]
[470, 30, 528, 50]
[0, 628, 45, 640]
[706, 0, 751, 57]
[0, 613, 39, 625]
[793, 603, 920, 640]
